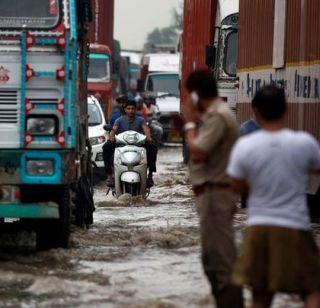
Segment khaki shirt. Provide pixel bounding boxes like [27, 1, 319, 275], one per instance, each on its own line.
[189, 101, 239, 186]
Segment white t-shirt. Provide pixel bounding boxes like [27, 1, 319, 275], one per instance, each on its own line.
[227, 129, 320, 230]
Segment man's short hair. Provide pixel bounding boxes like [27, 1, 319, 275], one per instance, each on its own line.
[124, 99, 136, 108]
[116, 95, 127, 104]
[185, 69, 218, 99]
[252, 86, 286, 121]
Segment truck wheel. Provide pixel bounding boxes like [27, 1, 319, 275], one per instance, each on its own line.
[36, 186, 71, 250]
[75, 176, 94, 228]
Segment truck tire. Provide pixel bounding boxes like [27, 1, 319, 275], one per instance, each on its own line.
[75, 176, 94, 228]
[36, 186, 71, 250]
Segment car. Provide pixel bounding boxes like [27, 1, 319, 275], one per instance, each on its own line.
[88, 96, 108, 170]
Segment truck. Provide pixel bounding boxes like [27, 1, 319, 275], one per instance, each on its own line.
[87, 0, 115, 119]
[180, 0, 238, 111]
[139, 53, 181, 142]
[88, 43, 113, 119]
[0, 0, 94, 249]
[236, 0, 320, 218]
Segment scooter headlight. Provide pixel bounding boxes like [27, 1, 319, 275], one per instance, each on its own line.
[121, 151, 141, 166]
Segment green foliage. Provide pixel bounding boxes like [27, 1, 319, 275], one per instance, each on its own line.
[143, 2, 183, 53]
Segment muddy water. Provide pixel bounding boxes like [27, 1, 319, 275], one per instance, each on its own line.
[0, 147, 308, 307]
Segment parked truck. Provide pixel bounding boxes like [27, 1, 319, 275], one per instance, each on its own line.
[181, 0, 238, 110]
[0, 0, 94, 249]
[139, 53, 181, 142]
[236, 0, 320, 218]
[88, 43, 113, 119]
[88, 0, 115, 119]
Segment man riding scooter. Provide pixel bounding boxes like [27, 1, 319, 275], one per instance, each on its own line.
[103, 99, 158, 188]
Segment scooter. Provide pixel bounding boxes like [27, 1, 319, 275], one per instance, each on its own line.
[112, 131, 149, 198]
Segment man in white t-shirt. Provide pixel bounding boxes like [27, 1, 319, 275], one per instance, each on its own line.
[227, 86, 320, 308]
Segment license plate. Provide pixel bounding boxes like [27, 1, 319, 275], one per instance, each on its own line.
[0, 186, 20, 204]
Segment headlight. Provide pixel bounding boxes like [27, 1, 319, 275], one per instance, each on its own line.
[27, 117, 57, 136]
[90, 135, 106, 146]
[123, 133, 138, 144]
[26, 160, 54, 176]
[121, 151, 141, 166]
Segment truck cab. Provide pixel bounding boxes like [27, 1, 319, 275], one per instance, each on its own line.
[88, 43, 112, 119]
[208, 1, 239, 111]
[139, 53, 180, 141]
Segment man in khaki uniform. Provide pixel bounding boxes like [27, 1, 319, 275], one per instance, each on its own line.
[183, 70, 243, 308]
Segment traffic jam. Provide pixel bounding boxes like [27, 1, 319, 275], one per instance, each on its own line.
[0, 0, 320, 307]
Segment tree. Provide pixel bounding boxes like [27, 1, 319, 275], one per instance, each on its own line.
[143, 2, 183, 53]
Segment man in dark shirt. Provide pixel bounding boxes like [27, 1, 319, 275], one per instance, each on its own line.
[103, 100, 157, 187]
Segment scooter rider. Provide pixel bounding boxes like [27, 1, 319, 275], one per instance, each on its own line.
[103, 99, 158, 187]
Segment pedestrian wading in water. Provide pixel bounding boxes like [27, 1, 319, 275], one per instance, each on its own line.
[228, 86, 320, 308]
[183, 69, 243, 308]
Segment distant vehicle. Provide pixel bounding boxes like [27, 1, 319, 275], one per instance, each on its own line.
[88, 43, 113, 120]
[88, 96, 108, 170]
[138, 53, 181, 142]
[121, 50, 142, 89]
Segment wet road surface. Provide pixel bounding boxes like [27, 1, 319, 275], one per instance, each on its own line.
[0, 147, 314, 307]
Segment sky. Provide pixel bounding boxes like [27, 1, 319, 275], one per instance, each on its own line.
[115, 0, 181, 51]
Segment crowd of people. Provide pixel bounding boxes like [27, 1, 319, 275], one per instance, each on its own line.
[103, 69, 320, 308]
[183, 69, 320, 308]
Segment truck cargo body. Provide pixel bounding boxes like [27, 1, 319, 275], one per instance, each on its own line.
[88, 0, 114, 48]
[180, 0, 218, 106]
[237, 0, 320, 141]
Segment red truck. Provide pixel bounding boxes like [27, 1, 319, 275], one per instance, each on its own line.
[87, 0, 115, 119]
[88, 43, 113, 119]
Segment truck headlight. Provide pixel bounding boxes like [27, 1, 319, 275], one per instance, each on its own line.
[26, 117, 57, 136]
[26, 160, 54, 176]
[90, 135, 106, 146]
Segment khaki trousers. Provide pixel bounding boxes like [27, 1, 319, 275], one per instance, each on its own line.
[196, 188, 243, 308]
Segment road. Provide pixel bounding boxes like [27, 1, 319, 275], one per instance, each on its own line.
[0, 147, 312, 307]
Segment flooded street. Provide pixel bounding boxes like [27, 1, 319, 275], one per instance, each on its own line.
[0, 147, 312, 307]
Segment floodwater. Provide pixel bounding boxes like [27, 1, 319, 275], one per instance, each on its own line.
[0, 147, 313, 307]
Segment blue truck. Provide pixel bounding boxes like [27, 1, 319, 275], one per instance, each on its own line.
[0, 0, 94, 249]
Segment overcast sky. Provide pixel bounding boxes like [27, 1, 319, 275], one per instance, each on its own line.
[115, 0, 181, 51]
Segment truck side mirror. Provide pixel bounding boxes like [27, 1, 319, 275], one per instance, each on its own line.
[205, 45, 216, 69]
[137, 79, 145, 93]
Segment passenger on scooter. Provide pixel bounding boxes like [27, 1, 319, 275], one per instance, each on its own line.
[103, 99, 158, 188]
[109, 95, 143, 127]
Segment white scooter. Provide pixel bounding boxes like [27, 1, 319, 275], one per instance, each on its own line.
[112, 131, 148, 198]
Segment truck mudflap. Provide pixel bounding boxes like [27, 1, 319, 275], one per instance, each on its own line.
[0, 202, 59, 218]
